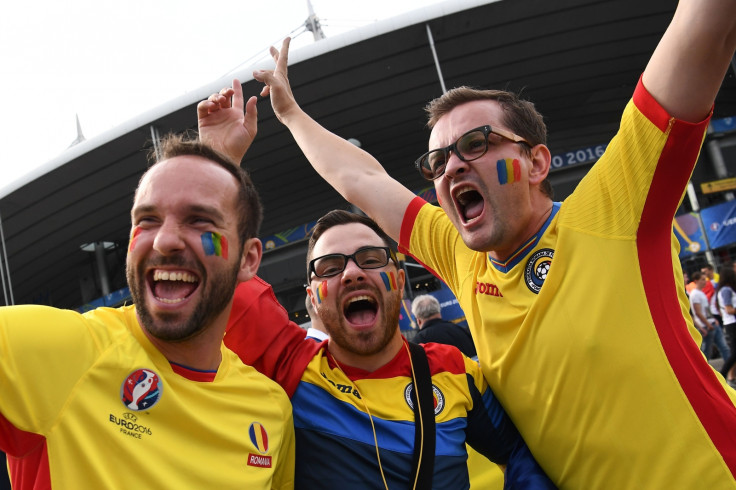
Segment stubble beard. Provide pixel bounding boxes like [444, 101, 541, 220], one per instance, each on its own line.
[126, 256, 239, 342]
[320, 287, 403, 358]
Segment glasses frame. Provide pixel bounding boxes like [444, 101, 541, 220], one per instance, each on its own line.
[414, 125, 531, 181]
[308, 246, 397, 279]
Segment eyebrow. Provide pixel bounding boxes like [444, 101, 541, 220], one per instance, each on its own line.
[132, 204, 226, 223]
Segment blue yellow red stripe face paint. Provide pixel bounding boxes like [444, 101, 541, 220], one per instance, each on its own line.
[496, 158, 521, 185]
[201, 232, 229, 259]
[128, 227, 142, 254]
[380, 271, 398, 292]
[316, 281, 328, 304]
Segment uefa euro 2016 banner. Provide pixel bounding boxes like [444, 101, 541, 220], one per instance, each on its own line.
[676, 200, 736, 257]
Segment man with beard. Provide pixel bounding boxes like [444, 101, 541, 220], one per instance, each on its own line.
[0, 134, 294, 489]
[204, 0, 736, 487]
[223, 209, 554, 489]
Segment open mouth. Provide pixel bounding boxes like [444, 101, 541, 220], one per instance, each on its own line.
[454, 186, 484, 223]
[343, 294, 378, 328]
[149, 269, 200, 304]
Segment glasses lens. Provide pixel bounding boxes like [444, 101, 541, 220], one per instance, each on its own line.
[456, 129, 488, 161]
[313, 255, 346, 278]
[355, 247, 389, 269]
[417, 150, 447, 180]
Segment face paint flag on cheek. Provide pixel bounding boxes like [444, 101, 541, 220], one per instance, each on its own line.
[380, 271, 398, 292]
[497, 158, 521, 185]
[316, 281, 328, 304]
[128, 227, 142, 254]
[201, 232, 229, 259]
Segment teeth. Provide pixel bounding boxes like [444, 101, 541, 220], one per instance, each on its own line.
[153, 270, 197, 282]
[348, 295, 375, 305]
[156, 297, 186, 304]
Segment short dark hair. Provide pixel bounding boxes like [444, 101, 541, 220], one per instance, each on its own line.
[425, 86, 553, 199]
[306, 210, 396, 277]
[144, 133, 263, 245]
[691, 271, 703, 281]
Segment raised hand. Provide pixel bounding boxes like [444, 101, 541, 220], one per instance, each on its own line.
[197, 78, 258, 165]
[253, 37, 300, 125]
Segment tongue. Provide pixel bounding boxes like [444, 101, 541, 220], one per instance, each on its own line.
[346, 308, 377, 326]
[464, 199, 484, 220]
[154, 281, 197, 300]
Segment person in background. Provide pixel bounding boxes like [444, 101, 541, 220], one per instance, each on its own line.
[690, 271, 730, 361]
[411, 294, 476, 358]
[717, 265, 736, 388]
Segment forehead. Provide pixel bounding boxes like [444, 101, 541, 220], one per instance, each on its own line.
[313, 223, 385, 257]
[429, 99, 507, 148]
[134, 155, 239, 211]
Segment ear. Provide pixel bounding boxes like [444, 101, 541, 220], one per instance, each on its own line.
[527, 144, 551, 187]
[237, 237, 263, 282]
[397, 267, 406, 298]
[306, 286, 318, 313]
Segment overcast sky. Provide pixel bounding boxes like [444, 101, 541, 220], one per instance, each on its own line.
[0, 0, 441, 189]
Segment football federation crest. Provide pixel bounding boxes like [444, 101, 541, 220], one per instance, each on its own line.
[121, 369, 162, 411]
[247, 422, 273, 468]
[524, 248, 554, 293]
[404, 383, 445, 416]
[249, 422, 270, 454]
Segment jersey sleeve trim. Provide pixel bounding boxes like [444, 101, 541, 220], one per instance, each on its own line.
[399, 196, 428, 254]
[634, 79, 736, 476]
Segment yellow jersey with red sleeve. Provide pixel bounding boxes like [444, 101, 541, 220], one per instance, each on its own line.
[400, 78, 736, 488]
[0, 304, 294, 489]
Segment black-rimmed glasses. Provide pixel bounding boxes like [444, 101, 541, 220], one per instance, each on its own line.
[414, 125, 531, 181]
[308, 246, 396, 279]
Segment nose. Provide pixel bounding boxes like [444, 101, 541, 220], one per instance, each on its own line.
[442, 152, 468, 180]
[153, 219, 185, 255]
[340, 257, 366, 285]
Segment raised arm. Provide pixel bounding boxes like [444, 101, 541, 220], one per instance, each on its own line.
[197, 79, 259, 165]
[642, 0, 736, 122]
[252, 38, 415, 241]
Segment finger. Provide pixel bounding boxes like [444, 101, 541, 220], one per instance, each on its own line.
[231, 79, 244, 112]
[276, 37, 291, 74]
[244, 95, 258, 132]
[197, 100, 214, 119]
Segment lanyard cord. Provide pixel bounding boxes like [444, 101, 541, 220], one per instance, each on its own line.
[328, 341, 420, 490]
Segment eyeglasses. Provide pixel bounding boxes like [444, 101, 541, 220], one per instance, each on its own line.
[308, 246, 396, 279]
[414, 125, 531, 181]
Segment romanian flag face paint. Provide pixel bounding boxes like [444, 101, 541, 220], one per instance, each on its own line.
[380, 271, 398, 292]
[496, 158, 521, 185]
[201, 232, 229, 259]
[316, 281, 328, 304]
[128, 227, 142, 254]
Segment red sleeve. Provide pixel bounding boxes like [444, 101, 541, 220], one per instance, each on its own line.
[224, 276, 320, 397]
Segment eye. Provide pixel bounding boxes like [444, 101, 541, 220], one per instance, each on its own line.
[457, 132, 487, 155]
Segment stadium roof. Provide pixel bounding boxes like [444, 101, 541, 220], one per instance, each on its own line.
[1, 0, 735, 309]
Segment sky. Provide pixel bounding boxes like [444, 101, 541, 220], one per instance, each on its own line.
[0, 0, 441, 190]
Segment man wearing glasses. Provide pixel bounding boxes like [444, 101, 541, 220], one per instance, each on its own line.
[201, 0, 736, 487]
[221, 209, 554, 489]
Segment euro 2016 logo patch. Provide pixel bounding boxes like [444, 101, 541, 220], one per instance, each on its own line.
[524, 248, 554, 294]
[404, 383, 445, 416]
[121, 369, 162, 411]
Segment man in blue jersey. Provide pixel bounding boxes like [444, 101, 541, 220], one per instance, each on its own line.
[220, 209, 553, 489]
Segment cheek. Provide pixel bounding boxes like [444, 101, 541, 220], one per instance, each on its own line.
[496, 158, 522, 185]
[200, 232, 229, 260]
[315, 281, 329, 304]
[379, 271, 399, 292]
[128, 226, 142, 254]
